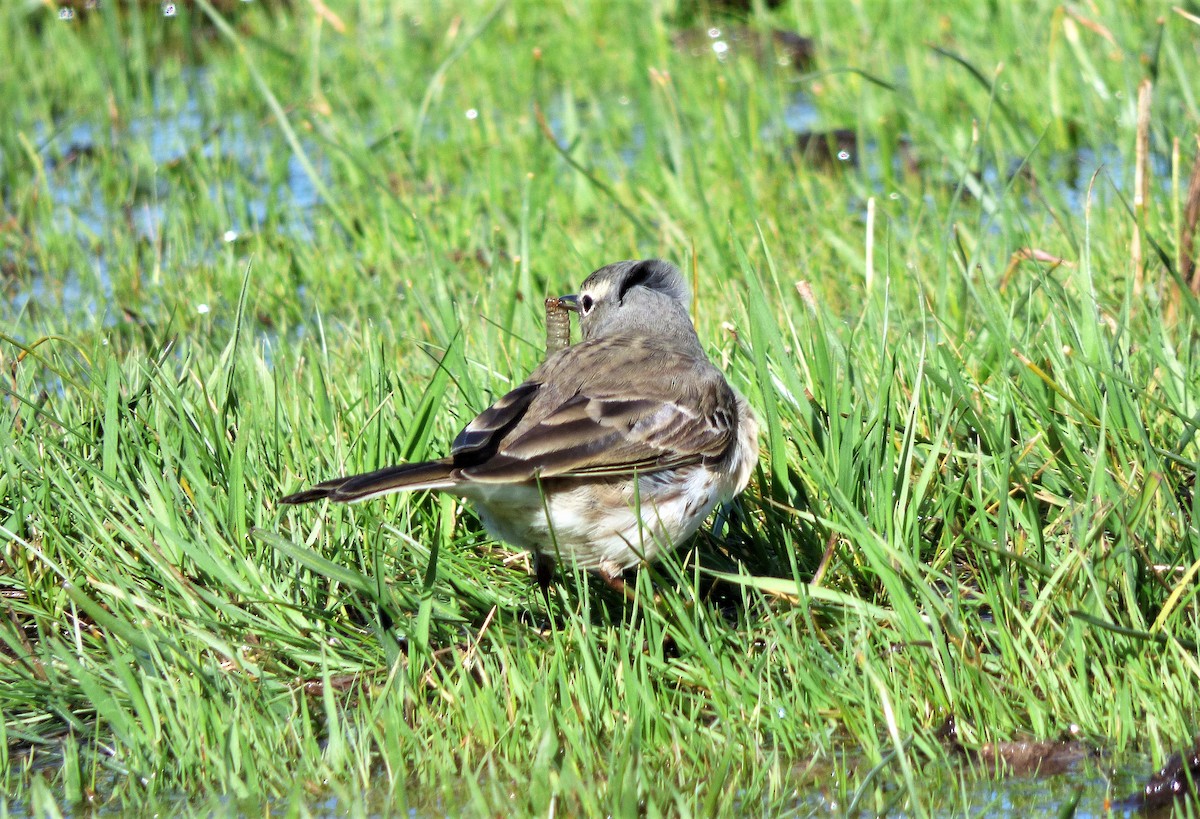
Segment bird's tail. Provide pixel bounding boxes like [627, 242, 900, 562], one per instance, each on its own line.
[279, 459, 458, 505]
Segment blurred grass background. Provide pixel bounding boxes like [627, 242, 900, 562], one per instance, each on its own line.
[2, 0, 1200, 814]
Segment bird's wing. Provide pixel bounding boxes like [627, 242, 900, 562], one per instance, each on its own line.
[450, 382, 540, 459]
[451, 344, 738, 483]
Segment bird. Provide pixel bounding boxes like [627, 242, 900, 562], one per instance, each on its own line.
[280, 259, 759, 597]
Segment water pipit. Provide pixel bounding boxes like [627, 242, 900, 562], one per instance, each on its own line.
[281, 259, 759, 596]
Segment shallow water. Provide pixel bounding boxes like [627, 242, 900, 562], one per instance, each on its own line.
[9, 18, 1176, 329]
[6, 63, 324, 328]
[1, 735, 1181, 817]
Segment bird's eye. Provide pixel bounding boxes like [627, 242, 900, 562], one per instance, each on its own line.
[580, 294, 594, 315]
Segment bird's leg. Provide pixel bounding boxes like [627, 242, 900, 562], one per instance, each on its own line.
[599, 567, 637, 603]
[535, 553, 557, 612]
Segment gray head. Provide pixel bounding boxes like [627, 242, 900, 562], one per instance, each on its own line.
[558, 259, 694, 342]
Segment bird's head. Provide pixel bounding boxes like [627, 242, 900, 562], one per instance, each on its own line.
[557, 259, 692, 342]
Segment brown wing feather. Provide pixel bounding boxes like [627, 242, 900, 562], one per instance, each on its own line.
[451, 381, 540, 459]
[457, 337, 738, 483]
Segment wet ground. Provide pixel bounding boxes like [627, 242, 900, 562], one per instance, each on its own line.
[5, 15, 1176, 330]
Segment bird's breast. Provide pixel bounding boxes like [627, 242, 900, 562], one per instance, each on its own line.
[459, 465, 728, 573]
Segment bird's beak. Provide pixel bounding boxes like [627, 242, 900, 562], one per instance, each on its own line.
[555, 294, 580, 312]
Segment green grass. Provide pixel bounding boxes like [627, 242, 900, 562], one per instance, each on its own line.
[3, 0, 1200, 814]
